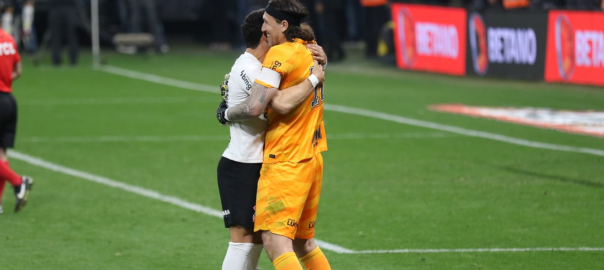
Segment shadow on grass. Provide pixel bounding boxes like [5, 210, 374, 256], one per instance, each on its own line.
[501, 166, 604, 189]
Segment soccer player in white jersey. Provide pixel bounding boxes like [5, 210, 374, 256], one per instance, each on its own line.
[216, 9, 326, 270]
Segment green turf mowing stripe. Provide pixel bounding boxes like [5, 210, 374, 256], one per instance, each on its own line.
[98, 65, 604, 157]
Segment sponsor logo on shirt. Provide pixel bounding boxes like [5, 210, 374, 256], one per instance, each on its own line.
[287, 218, 298, 227]
[0, 42, 16, 56]
[240, 70, 252, 91]
[270, 61, 282, 70]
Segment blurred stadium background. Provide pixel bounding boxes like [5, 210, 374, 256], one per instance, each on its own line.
[0, 0, 603, 269]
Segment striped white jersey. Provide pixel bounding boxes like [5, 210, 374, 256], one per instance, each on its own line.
[222, 52, 267, 163]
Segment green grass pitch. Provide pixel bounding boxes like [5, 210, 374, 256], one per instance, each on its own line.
[0, 47, 603, 270]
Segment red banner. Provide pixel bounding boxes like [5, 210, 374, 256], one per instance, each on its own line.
[545, 11, 604, 86]
[391, 4, 467, 76]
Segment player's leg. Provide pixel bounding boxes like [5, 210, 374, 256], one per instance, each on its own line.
[0, 148, 21, 186]
[260, 230, 301, 270]
[0, 179, 6, 213]
[217, 157, 263, 270]
[223, 227, 263, 270]
[0, 94, 21, 187]
[294, 153, 331, 270]
[254, 161, 316, 270]
[0, 93, 33, 212]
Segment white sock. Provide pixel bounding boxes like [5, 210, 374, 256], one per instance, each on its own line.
[222, 242, 263, 270]
[249, 244, 264, 270]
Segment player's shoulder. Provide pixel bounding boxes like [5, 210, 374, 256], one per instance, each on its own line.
[233, 52, 258, 66]
[0, 30, 15, 43]
[267, 43, 297, 59]
[231, 53, 260, 73]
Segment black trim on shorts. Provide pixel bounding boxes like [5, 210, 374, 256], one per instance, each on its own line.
[0, 92, 17, 148]
[217, 156, 262, 230]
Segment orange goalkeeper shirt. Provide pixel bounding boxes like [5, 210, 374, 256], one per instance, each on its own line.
[254, 38, 327, 163]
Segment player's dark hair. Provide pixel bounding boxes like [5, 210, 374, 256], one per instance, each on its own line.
[241, 9, 265, 49]
[267, 0, 315, 42]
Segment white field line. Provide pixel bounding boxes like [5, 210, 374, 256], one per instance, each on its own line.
[20, 132, 453, 143]
[6, 150, 353, 255]
[8, 149, 604, 254]
[99, 65, 604, 158]
[353, 247, 604, 254]
[101, 65, 216, 93]
[21, 97, 215, 106]
[85, 66, 604, 253]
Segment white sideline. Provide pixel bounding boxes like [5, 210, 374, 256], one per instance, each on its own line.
[353, 247, 604, 254]
[102, 65, 216, 93]
[56, 65, 602, 254]
[8, 150, 604, 254]
[22, 97, 215, 106]
[20, 132, 453, 143]
[100, 65, 604, 157]
[6, 150, 352, 254]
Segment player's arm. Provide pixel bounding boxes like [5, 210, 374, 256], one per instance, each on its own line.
[223, 82, 277, 121]
[269, 62, 324, 115]
[12, 61, 21, 80]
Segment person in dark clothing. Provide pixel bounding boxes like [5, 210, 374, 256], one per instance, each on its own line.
[128, 0, 167, 53]
[566, 0, 600, 9]
[49, 0, 78, 66]
[361, 0, 389, 59]
[317, 0, 346, 62]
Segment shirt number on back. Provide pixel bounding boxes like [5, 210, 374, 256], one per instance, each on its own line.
[309, 66, 324, 108]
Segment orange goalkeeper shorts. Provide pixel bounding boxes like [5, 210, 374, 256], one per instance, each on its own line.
[254, 153, 324, 240]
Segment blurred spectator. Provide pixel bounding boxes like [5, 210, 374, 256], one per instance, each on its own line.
[300, 0, 323, 44]
[49, 0, 79, 66]
[470, 0, 503, 10]
[361, 0, 389, 59]
[199, 0, 235, 50]
[118, 0, 168, 54]
[317, 0, 346, 62]
[21, 0, 36, 53]
[531, 0, 554, 8]
[345, 0, 363, 42]
[503, 0, 530, 9]
[566, 0, 601, 9]
[1, 5, 13, 35]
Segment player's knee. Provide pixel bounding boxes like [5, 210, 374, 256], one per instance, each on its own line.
[261, 231, 294, 260]
[293, 238, 317, 258]
[0, 147, 7, 161]
[261, 231, 279, 259]
[229, 225, 254, 243]
[253, 231, 263, 245]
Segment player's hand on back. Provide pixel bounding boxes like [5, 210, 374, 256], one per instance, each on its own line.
[307, 44, 328, 66]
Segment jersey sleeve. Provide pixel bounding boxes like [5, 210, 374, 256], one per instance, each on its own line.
[254, 45, 294, 88]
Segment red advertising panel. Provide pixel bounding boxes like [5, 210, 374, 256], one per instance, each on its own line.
[545, 11, 604, 86]
[391, 4, 467, 76]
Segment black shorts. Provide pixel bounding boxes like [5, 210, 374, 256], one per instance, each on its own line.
[0, 92, 17, 149]
[217, 156, 262, 230]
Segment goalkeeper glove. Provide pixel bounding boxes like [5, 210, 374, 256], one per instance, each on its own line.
[220, 74, 230, 101]
[216, 101, 229, 125]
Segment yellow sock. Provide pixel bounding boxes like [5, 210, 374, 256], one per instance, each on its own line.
[300, 247, 331, 270]
[273, 252, 303, 270]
